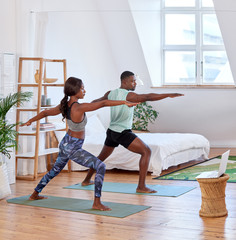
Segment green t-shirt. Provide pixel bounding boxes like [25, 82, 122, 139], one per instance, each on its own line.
[108, 88, 134, 133]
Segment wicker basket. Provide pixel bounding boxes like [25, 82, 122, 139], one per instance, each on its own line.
[197, 174, 229, 217]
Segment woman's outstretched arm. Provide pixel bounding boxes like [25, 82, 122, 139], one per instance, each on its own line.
[20, 105, 61, 126]
[78, 100, 138, 113]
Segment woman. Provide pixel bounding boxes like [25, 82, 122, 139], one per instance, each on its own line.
[21, 77, 137, 211]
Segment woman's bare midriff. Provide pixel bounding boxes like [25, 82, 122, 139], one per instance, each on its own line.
[67, 129, 85, 139]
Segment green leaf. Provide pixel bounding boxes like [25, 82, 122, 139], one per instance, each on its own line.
[132, 101, 159, 131]
[0, 92, 32, 158]
[0, 91, 33, 119]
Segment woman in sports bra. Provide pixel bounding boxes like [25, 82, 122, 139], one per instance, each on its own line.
[21, 77, 137, 211]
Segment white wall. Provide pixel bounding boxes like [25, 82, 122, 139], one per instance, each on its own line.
[0, 0, 16, 53]
[41, 1, 121, 125]
[2, 0, 235, 148]
[0, 0, 17, 182]
[147, 88, 236, 147]
[129, 0, 162, 87]
[213, 0, 236, 83]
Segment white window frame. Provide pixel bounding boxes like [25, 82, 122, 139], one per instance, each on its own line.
[161, 0, 233, 86]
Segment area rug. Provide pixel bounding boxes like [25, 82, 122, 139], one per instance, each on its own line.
[154, 156, 236, 182]
[7, 195, 151, 218]
[63, 182, 195, 197]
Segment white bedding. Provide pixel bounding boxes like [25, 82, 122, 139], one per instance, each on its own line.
[71, 132, 210, 176]
[54, 114, 210, 176]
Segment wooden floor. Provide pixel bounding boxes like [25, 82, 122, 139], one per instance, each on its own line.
[1, 148, 236, 240]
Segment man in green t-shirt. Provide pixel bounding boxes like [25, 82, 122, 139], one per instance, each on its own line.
[82, 71, 183, 193]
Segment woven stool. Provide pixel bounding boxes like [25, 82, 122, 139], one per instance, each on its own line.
[197, 174, 229, 217]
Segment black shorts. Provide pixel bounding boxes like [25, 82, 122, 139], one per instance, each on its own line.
[105, 128, 137, 148]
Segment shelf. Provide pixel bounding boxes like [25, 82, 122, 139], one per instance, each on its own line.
[18, 83, 64, 87]
[19, 57, 66, 63]
[16, 147, 59, 158]
[16, 57, 68, 180]
[18, 124, 66, 135]
[17, 105, 57, 111]
[17, 107, 38, 111]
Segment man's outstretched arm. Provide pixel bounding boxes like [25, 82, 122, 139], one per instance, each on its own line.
[91, 91, 111, 103]
[126, 92, 184, 103]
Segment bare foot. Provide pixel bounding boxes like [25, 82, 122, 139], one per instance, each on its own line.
[29, 195, 48, 200]
[136, 187, 157, 193]
[81, 180, 94, 186]
[93, 197, 111, 211]
[29, 190, 48, 200]
[92, 203, 111, 211]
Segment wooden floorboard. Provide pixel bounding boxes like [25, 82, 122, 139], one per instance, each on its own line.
[1, 148, 236, 240]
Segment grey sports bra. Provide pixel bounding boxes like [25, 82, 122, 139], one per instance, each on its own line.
[66, 102, 87, 132]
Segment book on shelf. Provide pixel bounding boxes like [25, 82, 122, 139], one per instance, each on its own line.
[32, 122, 55, 130]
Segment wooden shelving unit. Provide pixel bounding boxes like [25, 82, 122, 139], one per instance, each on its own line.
[15, 57, 69, 180]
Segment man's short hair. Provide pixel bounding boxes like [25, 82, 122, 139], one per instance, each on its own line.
[120, 71, 134, 81]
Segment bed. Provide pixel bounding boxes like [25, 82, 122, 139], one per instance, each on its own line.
[54, 114, 210, 176]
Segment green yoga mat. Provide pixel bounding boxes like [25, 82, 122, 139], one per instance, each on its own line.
[7, 195, 151, 218]
[64, 182, 195, 197]
[154, 156, 236, 182]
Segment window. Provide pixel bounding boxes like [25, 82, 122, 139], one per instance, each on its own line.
[162, 0, 234, 86]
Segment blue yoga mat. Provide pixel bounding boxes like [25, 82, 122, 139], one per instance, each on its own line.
[64, 182, 196, 197]
[7, 195, 151, 218]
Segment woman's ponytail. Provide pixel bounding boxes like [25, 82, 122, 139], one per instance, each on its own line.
[60, 94, 69, 121]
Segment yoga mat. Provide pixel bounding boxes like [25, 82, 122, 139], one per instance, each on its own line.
[154, 156, 236, 182]
[64, 182, 195, 197]
[7, 195, 151, 218]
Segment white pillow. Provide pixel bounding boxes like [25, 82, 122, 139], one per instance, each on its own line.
[85, 114, 106, 136]
[54, 130, 66, 143]
[54, 114, 105, 142]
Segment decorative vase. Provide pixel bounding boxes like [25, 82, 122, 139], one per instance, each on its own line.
[34, 69, 39, 83]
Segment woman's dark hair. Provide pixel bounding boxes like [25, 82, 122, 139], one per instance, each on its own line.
[60, 77, 83, 120]
[120, 71, 134, 81]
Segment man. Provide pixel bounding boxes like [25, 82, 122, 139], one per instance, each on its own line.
[82, 71, 184, 193]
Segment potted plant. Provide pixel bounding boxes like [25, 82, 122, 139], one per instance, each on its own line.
[132, 102, 159, 132]
[0, 91, 32, 199]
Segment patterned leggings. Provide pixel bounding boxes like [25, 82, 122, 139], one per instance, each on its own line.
[34, 133, 106, 198]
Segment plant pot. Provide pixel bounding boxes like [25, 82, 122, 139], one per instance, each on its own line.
[0, 156, 11, 199]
